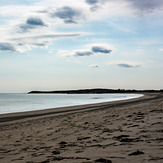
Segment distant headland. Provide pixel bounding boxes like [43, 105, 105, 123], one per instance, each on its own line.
[28, 88, 163, 94]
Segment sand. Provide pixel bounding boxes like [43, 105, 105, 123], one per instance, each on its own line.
[0, 93, 163, 163]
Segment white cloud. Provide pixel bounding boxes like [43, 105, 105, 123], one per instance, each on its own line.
[58, 50, 74, 57]
[0, 33, 83, 52]
[58, 49, 93, 57]
[89, 64, 99, 68]
[58, 43, 114, 57]
[48, 50, 54, 54]
[0, 1, 90, 53]
[0, 0, 162, 53]
[159, 49, 163, 51]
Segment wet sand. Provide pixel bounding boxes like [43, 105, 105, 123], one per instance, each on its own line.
[0, 93, 163, 163]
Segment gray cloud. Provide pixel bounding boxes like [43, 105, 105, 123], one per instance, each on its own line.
[85, 0, 107, 5]
[37, 10, 48, 13]
[50, 6, 82, 24]
[74, 51, 93, 56]
[31, 42, 49, 47]
[15, 41, 49, 51]
[86, 0, 99, 5]
[117, 63, 140, 68]
[92, 46, 112, 54]
[54, 7, 79, 19]
[85, 0, 163, 13]
[64, 19, 77, 24]
[19, 17, 47, 32]
[85, 0, 107, 11]
[26, 17, 46, 26]
[86, 0, 163, 10]
[0, 43, 16, 52]
[74, 45, 113, 56]
[127, 0, 163, 13]
[19, 24, 35, 32]
[60, 44, 113, 57]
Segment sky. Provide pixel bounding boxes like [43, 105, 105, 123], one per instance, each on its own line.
[0, 0, 163, 92]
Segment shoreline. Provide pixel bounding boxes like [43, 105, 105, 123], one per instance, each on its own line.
[0, 93, 143, 116]
[0, 93, 163, 163]
[0, 93, 147, 123]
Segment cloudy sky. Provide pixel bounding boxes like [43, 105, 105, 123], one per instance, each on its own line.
[0, 0, 163, 92]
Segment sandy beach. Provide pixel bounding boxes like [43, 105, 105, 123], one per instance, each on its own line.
[0, 93, 163, 163]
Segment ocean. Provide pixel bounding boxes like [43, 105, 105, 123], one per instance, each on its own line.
[0, 93, 143, 114]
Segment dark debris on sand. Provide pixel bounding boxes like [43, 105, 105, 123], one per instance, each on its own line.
[128, 150, 144, 156]
[94, 158, 112, 163]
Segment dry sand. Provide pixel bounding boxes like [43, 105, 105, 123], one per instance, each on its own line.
[0, 93, 163, 163]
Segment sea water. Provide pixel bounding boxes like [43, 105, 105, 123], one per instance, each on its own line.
[0, 93, 143, 114]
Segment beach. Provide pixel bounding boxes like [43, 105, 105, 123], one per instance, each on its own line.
[0, 93, 162, 163]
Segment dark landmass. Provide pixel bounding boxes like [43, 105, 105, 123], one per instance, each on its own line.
[28, 88, 163, 94]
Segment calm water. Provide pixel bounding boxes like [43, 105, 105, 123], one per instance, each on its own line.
[0, 93, 143, 114]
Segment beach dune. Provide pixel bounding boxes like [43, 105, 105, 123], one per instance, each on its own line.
[0, 93, 163, 163]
